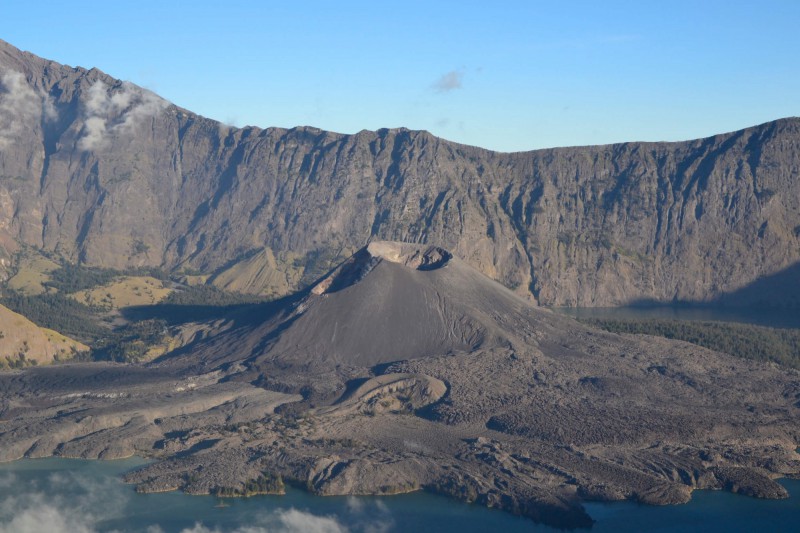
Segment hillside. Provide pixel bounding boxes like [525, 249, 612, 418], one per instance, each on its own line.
[0, 39, 799, 306]
[0, 303, 87, 368]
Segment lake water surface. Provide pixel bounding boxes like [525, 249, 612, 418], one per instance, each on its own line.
[0, 457, 798, 532]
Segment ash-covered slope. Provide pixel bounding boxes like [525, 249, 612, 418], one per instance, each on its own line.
[1, 40, 800, 306]
[159, 241, 546, 392]
[268, 244, 492, 367]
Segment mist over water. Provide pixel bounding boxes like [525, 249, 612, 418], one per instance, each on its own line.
[0, 458, 537, 533]
[0, 458, 798, 532]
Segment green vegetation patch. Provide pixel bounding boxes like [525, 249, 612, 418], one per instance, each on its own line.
[584, 318, 800, 369]
[71, 276, 173, 310]
[297, 247, 348, 287]
[0, 353, 38, 371]
[43, 264, 169, 295]
[0, 291, 108, 344]
[2, 253, 273, 362]
[6, 253, 61, 295]
[44, 264, 122, 294]
[162, 285, 265, 307]
[214, 473, 285, 497]
[92, 319, 168, 363]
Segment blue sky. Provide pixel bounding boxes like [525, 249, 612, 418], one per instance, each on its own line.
[1, 1, 798, 152]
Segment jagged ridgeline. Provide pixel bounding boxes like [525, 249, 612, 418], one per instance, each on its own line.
[0, 39, 799, 307]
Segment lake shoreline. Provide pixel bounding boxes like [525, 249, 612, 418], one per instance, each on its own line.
[1, 457, 799, 532]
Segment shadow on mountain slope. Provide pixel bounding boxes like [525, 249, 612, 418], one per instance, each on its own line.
[713, 260, 800, 308]
[623, 261, 800, 311]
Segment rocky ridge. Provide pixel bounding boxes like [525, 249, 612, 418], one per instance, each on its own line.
[0, 39, 798, 306]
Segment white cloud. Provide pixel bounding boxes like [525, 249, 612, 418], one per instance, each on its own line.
[0, 497, 96, 533]
[275, 508, 347, 533]
[217, 121, 234, 138]
[0, 467, 394, 533]
[432, 70, 463, 93]
[346, 499, 393, 533]
[0, 468, 129, 533]
[0, 72, 40, 117]
[80, 116, 109, 152]
[43, 94, 58, 121]
[346, 496, 365, 513]
[0, 70, 57, 148]
[176, 508, 347, 533]
[78, 80, 168, 150]
[0, 489, 105, 533]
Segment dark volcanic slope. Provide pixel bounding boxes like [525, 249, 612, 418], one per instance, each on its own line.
[171, 242, 529, 373]
[1, 40, 800, 306]
[267, 257, 489, 368]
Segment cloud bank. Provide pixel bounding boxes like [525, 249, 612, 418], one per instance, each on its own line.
[78, 80, 168, 151]
[0, 469, 395, 533]
[0, 71, 56, 148]
[167, 509, 347, 533]
[0, 469, 127, 533]
[0, 466, 395, 533]
[0, 477, 350, 533]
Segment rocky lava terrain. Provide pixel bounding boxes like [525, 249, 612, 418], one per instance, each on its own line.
[0, 242, 797, 528]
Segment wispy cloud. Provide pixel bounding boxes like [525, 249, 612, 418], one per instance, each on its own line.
[273, 508, 347, 533]
[0, 469, 128, 533]
[78, 80, 168, 151]
[432, 70, 463, 93]
[175, 508, 347, 533]
[0, 468, 396, 533]
[345, 497, 393, 533]
[0, 71, 57, 148]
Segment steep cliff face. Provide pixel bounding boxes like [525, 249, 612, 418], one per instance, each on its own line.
[495, 127, 800, 306]
[1, 40, 798, 306]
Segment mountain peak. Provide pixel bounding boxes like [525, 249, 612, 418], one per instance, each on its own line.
[172, 243, 529, 379]
[366, 240, 452, 270]
[310, 241, 453, 297]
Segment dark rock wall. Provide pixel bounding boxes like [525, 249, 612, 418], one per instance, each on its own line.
[1, 40, 799, 306]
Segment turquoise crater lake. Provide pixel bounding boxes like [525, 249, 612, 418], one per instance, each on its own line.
[0, 457, 798, 532]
